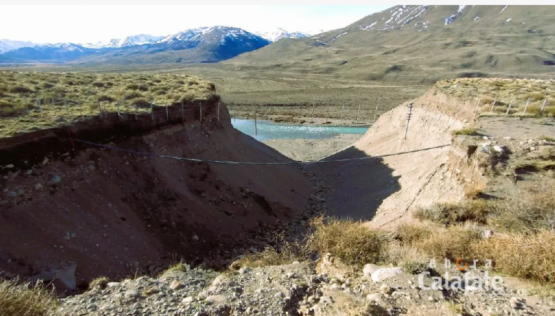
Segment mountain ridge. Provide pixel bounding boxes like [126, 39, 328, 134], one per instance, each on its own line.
[0, 25, 308, 63]
[225, 5, 555, 82]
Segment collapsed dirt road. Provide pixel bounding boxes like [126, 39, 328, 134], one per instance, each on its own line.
[0, 100, 314, 290]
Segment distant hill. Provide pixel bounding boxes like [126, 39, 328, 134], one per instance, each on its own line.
[0, 26, 271, 64]
[225, 5, 555, 83]
[0, 39, 38, 54]
[81, 34, 164, 49]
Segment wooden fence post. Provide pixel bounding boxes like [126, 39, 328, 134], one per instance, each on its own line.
[522, 98, 530, 115]
[541, 97, 548, 113]
[490, 99, 496, 113]
[473, 100, 482, 120]
[506, 100, 513, 116]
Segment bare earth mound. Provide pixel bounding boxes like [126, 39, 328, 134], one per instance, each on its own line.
[0, 98, 313, 290]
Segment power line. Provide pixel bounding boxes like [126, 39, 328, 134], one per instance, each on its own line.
[73, 138, 451, 165]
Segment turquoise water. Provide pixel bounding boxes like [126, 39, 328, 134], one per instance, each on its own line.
[231, 119, 368, 141]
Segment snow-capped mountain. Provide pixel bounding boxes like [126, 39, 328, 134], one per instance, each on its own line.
[0, 39, 39, 54]
[81, 34, 164, 49]
[0, 26, 271, 64]
[255, 28, 310, 42]
[161, 26, 267, 46]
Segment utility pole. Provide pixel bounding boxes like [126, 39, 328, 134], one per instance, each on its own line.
[403, 103, 414, 140]
[373, 102, 379, 122]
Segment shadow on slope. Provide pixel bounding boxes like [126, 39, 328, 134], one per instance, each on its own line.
[309, 146, 400, 221]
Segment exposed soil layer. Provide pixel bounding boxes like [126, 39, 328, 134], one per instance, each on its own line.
[0, 101, 313, 291]
[309, 88, 473, 225]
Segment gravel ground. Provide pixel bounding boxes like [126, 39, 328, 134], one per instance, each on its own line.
[263, 134, 362, 162]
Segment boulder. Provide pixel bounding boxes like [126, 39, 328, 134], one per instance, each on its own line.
[371, 267, 404, 283]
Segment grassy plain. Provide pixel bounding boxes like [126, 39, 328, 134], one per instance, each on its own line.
[0, 71, 216, 138]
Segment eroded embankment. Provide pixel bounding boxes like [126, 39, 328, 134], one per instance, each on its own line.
[310, 87, 487, 227]
[0, 100, 313, 290]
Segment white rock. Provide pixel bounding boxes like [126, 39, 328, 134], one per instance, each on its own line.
[330, 283, 340, 291]
[205, 295, 227, 303]
[371, 267, 404, 283]
[124, 290, 140, 298]
[367, 293, 382, 302]
[106, 282, 120, 288]
[481, 230, 494, 239]
[363, 264, 379, 278]
[169, 280, 182, 290]
[182, 296, 194, 304]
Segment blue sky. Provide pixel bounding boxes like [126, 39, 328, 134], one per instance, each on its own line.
[0, 5, 392, 43]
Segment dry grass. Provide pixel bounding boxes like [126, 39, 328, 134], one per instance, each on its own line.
[164, 261, 191, 273]
[88, 276, 109, 290]
[307, 217, 388, 267]
[487, 182, 555, 233]
[436, 78, 555, 118]
[451, 128, 481, 136]
[235, 243, 308, 268]
[0, 279, 57, 316]
[474, 230, 555, 284]
[413, 200, 491, 226]
[0, 71, 218, 138]
[415, 182, 555, 233]
[410, 225, 482, 261]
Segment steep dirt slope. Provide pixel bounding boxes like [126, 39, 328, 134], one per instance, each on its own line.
[0, 101, 313, 290]
[310, 88, 482, 226]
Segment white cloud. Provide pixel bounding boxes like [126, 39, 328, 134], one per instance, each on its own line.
[0, 5, 391, 43]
